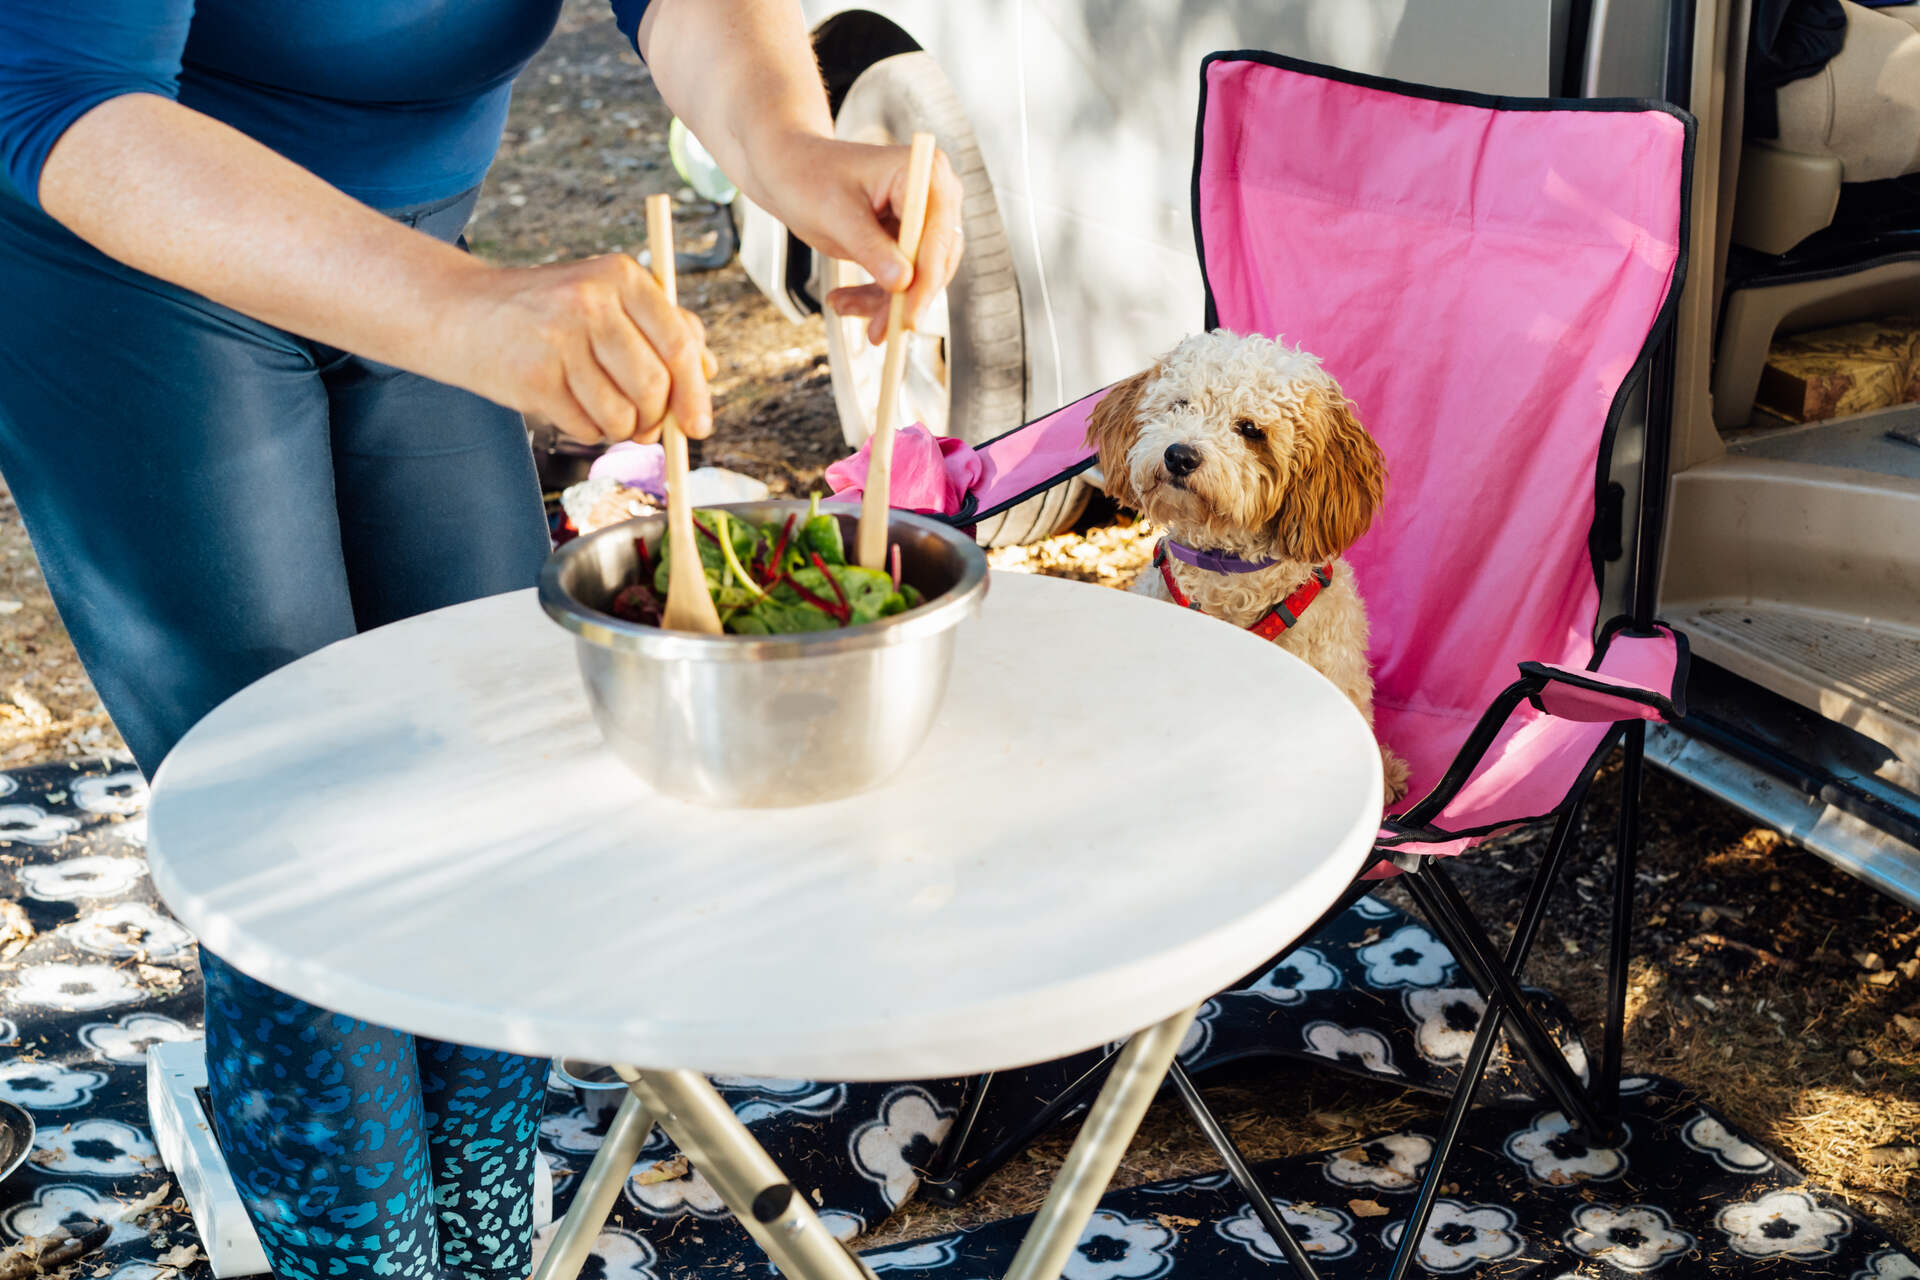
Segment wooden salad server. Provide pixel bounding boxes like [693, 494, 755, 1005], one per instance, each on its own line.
[856, 132, 939, 571]
[646, 194, 724, 635]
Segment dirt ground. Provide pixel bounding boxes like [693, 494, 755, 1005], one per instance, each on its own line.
[0, 0, 1913, 1253]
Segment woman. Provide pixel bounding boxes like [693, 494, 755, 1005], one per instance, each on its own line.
[0, 1, 960, 1276]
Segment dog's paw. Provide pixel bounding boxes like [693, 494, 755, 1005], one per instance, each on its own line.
[1381, 746, 1410, 805]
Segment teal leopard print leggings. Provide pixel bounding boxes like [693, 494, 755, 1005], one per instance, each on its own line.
[200, 947, 547, 1280]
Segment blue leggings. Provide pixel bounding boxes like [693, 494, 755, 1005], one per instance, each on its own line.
[0, 188, 552, 1278]
[201, 951, 548, 1280]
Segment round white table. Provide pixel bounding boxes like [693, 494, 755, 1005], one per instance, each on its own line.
[147, 571, 1381, 1280]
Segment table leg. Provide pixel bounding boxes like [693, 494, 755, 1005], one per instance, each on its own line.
[532, 1088, 657, 1280]
[614, 1065, 873, 1280]
[1001, 1006, 1199, 1280]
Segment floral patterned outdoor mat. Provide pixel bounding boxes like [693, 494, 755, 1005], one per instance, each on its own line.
[0, 757, 1913, 1279]
[842, 1077, 1920, 1280]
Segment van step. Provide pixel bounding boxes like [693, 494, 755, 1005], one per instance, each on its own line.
[1648, 723, 1920, 910]
[1667, 603, 1920, 768]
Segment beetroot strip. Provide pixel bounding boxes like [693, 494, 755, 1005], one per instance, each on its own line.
[810, 552, 854, 624]
[783, 575, 848, 625]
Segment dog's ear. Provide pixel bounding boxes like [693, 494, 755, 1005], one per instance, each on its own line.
[1272, 389, 1385, 564]
[1083, 365, 1157, 507]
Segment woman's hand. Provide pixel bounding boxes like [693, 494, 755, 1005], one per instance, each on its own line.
[637, 0, 965, 346]
[757, 134, 965, 346]
[438, 254, 712, 447]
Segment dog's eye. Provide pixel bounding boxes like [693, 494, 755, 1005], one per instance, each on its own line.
[1172, 398, 1190, 410]
[1234, 418, 1264, 440]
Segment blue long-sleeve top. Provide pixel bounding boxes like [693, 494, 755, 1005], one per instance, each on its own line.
[0, 0, 653, 211]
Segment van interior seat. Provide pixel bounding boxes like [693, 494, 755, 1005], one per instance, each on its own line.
[1775, 0, 1920, 185]
[1714, 1, 1920, 427]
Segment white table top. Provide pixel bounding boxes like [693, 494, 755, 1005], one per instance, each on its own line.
[148, 572, 1381, 1080]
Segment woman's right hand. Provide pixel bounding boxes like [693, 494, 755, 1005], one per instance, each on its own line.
[436, 253, 713, 447]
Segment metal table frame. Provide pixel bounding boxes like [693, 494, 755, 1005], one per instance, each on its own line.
[532, 1008, 1198, 1280]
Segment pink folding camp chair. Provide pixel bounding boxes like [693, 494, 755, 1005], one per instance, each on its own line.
[834, 51, 1693, 1279]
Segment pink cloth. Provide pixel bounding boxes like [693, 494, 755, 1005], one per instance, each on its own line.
[827, 392, 1107, 519]
[825, 424, 985, 515]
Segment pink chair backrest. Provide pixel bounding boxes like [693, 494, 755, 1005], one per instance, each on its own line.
[1195, 54, 1689, 725]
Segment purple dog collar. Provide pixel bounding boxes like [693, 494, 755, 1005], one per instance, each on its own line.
[1162, 538, 1278, 574]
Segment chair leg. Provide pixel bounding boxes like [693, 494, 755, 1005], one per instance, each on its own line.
[1600, 721, 1646, 1116]
[923, 1073, 995, 1184]
[918, 1047, 1122, 1204]
[1166, 1062, 1323, 1280]
[1384, 799, 1594, 1280]
[1406, 864, 1611, 1143]
[1384, 991, 1506, 1280]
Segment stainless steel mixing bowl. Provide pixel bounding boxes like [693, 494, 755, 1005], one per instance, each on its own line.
[539, 500, 989, 807]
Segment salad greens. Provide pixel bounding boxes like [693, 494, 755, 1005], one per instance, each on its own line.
[607, 496, 925, 633]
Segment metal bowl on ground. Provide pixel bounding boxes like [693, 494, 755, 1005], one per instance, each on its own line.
[0, 1100, 34, 1187]
[540, 500, 989, 808]
[552, 1059, 629, 1127]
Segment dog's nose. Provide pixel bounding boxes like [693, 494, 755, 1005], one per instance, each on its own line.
[1164, 442, 1202, 478]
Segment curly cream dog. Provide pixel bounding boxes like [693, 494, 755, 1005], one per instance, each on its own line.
[1088, 330, 1409, 801]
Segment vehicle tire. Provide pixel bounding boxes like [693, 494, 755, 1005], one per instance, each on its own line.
[824, 52, 1087, 547]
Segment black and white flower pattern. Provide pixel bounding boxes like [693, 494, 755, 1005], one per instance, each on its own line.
[1137, 1172, 1233, 1195]
[0, 1061, 108, 1110]
[11, 961, 144, 1011]
[1062, 1209, 1176, 1280]
[1855, 1247, 1920, 1280]
[0, 804, 81, 847]
[865, 1237, 963, 1272]
[817, 1209, 866, 1243]
[103, 1265, 164, 1280]
[850, 1086, 952, 1210]
[1, 1183, 148, 1246]
[71, 772, 146, 817]
[1404, 987, 1485, 1064]
[729, 1083, 846, 1127]
[1504, 1110, 1627, 1185]
[531, 1226, 659, 1280]
[1357, 924, 1456, 989]
[30, 1118, 157, 1177]
[1719, 1189, 1851, 1259]
[1681, 1111, 1772, 1174]
[17, 855, 144, 902]
[623, 1152, 728, 1219]
[1351, 894, 1396, 919]
[1176, 1001, 1223, 1063]
[1565, 1204, 1695, 1272]
[1218, 1200, 1355, 1263]
[1242, 948, 1342, 1006]
[75, 1013, 195, 1066]
[1322, 1132, 1431, 1192]
[540, 1107, 608, 1156]
[66, 903, 193, 960]
[1302, 1022, 1402, 1077]
[1381, 1201, 1524, 1273]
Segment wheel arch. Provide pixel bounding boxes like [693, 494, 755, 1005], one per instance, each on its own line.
[809, 11, 922, 114]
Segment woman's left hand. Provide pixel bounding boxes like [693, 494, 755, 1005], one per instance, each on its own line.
[758, 133, 964, 346]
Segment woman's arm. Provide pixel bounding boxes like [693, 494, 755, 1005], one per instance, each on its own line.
[636, 0, 965, 344]
[33, 98, 708, 446]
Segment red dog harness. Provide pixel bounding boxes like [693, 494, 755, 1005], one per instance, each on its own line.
[1154, 539, 1334, 640]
